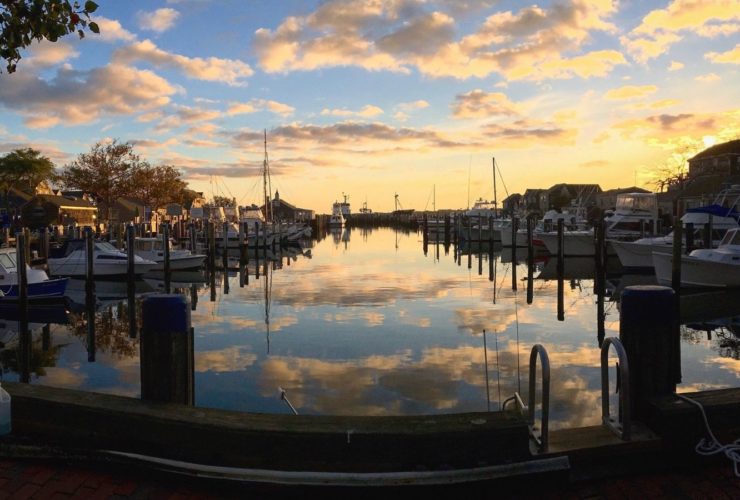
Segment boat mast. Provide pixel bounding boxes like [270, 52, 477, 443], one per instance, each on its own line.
[492, 157, 497, 218]
[263, 129, 272, 223]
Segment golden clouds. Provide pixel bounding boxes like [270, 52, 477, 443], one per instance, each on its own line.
[113, 40, 254, 85]
[707, 43, 740, 64]
[604, 85, 658, 100]
[625, 0, 740, 63]
[451, 90, 521, 118]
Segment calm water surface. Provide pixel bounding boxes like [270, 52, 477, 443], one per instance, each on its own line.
[2, 227, 740, 430]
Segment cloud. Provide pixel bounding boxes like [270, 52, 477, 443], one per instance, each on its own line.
[695, 73, 721, 83]
[480, 119, 578, 147]
[95, 17, 137, 42]
[604, 85, 658, 100]
[623, 0, 740, 63]
[24, 41, 79, 68]
[254, 0, 623, 81]
[668, 60, 684, 71]
[227, 99, 295, 117]
[706, 43, 740, 64]
[451, 90, 521, 118]
[0, 64, 178, 128]
[113, 39, 253, 86]
[138, 8, 180, 33]
[320, 105, 384, 118]
[397, 100, 430, 111]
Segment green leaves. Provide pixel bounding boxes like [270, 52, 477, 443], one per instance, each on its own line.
[1, 0, 101, 73]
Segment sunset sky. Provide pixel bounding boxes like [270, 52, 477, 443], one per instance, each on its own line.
[1, 0, 739, 213]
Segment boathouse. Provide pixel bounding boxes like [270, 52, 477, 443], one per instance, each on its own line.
[264, 191, 314, 222]
[20, 193, 98, 229]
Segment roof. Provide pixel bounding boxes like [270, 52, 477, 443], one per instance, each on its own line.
[690, 139, 740, 161]
[599, 186, 651, 196]
[674, 174, 740, 198]
[35, 194, 97, 209]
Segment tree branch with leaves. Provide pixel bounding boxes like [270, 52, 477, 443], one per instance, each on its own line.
[1, 0, 99, 73]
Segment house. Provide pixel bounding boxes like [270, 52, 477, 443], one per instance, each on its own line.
[264, 191, 314, 222]
[20, 194, 98, 229]
[522, 189, 548, 214]
[501, 193, 522, 216]
[112, 197, 147, 224]
[688, 139, 740, 177]
[544, 184, 601, 211]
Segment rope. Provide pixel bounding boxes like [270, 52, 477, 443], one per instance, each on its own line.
[676, 393, 740, 477]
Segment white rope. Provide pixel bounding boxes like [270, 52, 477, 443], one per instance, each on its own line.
[676, 393, 740, 477]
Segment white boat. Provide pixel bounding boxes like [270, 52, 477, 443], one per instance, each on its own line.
[460, 199, 503, 242]
[653, 228, 740, 288]
[538, 192, 659, 256]
[514, 206, 590, 248]
[0, 247, 69, 298]
[612, 185, 740, 270]
[132, 237, 206, 271]
[47, 239, 157, 278]
[328, 200, 345, 228]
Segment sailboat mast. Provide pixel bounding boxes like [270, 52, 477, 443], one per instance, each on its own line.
[492, 157, 497, 218]
[263, 130, 271, 223]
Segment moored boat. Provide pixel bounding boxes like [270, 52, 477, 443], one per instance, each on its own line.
[0, 247, 69, 298]
[653, 227, 740, 288]
[47, 239, 157, 278]
[132, 237, 206, 271]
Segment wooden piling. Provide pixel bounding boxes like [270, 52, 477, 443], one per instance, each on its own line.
[671, 217, 682, 293]
[163, 223, 171, 294]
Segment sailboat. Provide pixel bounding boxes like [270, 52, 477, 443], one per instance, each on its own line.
[460, 157, 509, 244]
[426, 185, 447, 234]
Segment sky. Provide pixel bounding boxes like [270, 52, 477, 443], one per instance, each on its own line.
[0, 0, 739, 214]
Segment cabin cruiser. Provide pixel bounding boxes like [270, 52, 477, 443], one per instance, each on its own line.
[537, 193, 659, 256]
[132, 237, 206, 271]
[0, 247, 68, 298]
[653, 227, 740, 288]
[612, 185, 740, 270]
[328, 201, 345, 228]
[47, 239, 157, 278]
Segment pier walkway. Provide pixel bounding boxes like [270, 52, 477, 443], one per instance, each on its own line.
[0, 454, 738, 499]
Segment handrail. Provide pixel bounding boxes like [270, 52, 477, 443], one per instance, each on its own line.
[511, 344, 550, 452]
[600, 337, 631, 440]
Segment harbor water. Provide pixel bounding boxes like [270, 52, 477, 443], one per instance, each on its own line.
[1, 226, 739, 430]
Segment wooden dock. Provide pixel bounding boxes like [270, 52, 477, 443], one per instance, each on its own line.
[3, 383, 740, 489]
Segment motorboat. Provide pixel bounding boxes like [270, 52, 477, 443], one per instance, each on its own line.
[653, 227, 740, 288]
[0, 247, 68, 298]
[515, 206, 590, 248]
[538, 192, 659, 256]
[47, 239, 157, 278]
[328, 200, 345, 228]
[132, 237, 206, 271]
[612, 185, 740, 270]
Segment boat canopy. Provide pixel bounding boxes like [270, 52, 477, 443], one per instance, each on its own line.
[615, 193, 658, 215]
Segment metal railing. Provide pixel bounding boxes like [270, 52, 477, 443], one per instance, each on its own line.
[600, 337, 631, 441]
[510, 344, 550, 452]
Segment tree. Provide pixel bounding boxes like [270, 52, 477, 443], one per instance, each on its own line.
[208, 195, 236, 208]
[1, 0, 100, 73]
[57, 140, 146, 222]
[130, 164, 188, 211]
[0, 147, 55, 210]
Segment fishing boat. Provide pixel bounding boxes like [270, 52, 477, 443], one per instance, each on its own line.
[47, 239, 157, 278]
[538, 192, 659, 256]
[612, 184, 740, 270]
[652, 227, 740, 288]
[0, 247, 68, 298]
[328, 200, 345, 228]
[132, 237, 206, 271]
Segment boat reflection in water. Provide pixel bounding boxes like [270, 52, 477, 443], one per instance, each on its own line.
[4, 228, 740, 431]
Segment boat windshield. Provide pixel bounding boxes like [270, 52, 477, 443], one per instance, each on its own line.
[615, 193, 657, 213]
[0, 251, 16, 269]
[95, 241, 121, 252]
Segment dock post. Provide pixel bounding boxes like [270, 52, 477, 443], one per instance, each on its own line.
[222, 222, 229, 270]
[703, 215, 713, 249]
[16, 230, 31, 382]
[619, 285, 680, 421]
[684, 222, 693, 254]
[556, 219, 564, 274]
[140, 295, 194, 405]
[126, 224, 136, 338]
[526, 217, 534, 305]
[207, 221, 216, 272]
[671, 217, 683, 293]
[84, 227, 96, 362]
[163, 222, 171, 294]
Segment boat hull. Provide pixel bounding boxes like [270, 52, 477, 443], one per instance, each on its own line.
[0, 277, 69, 297]
[611, 238, 676, 270]
[653, 251, 740, 288]
[47, 260, 157, 278]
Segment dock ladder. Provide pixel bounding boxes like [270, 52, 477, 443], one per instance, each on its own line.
[506, 344, 550, 452]
[601, 337, 631, 441]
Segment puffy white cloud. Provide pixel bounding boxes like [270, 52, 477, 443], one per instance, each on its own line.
[0, 64, 178, 128]
[95, 17, 137, 42]
[320, 105, 384, 117]
[624, 0, 740, 63]
[113, 39, 253, 86]
[226, 99, 295, 116]
[451, 90, 522, 118]
[254, 0, 622, 81]
[138, 8, 180, 33]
